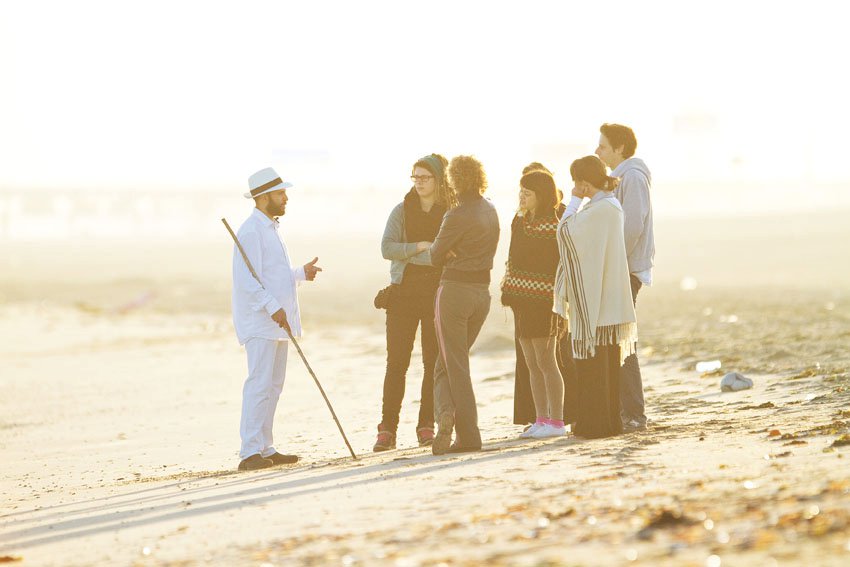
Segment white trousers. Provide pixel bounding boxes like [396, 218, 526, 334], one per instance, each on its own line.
[240, 338, 289, 460]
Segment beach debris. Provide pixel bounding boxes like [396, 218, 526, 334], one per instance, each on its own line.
[696, 360, 722, 373]
[0, 557, 23, 564]
[637, 509, 698, 540]
[645, 509, 698, 528]
[832, 434, 850, 447]
[719, 314, 739, 323]
[706, 555, 722, 567]
[680, 276, 698, 291]
[636, 510, 697, 541]
[720, 372, 753, 392]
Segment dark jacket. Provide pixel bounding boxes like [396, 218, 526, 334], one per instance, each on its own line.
[429, 193, 500, 284]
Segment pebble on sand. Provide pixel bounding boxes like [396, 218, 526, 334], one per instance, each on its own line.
[720, 372, 753, 392]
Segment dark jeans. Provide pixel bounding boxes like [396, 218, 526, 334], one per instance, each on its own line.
[620, 274, 646, 424]
[380, 291, 437, 432]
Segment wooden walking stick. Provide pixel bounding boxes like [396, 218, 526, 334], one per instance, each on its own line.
[222, 218, 358, 460]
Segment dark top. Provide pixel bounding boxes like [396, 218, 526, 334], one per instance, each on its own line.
[501, 210, 560, 309]
[400, 188, 444, 295]
[430, 192, 500, 284]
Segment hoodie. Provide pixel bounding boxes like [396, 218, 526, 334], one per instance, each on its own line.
[611, 157, 655, 275]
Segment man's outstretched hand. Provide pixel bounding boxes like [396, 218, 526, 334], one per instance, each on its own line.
[271, 308, 292, 334]
[304, 257, 322, 281]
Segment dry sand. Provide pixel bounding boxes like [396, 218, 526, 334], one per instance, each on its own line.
[2, 212, 850, 566]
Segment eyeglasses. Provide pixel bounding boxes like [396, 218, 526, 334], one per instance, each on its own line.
[410, 175, 434, 183]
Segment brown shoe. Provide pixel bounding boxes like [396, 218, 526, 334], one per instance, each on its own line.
[432, 413, 454, 456]
[447, 443, 481, 454]
[267, 452, 299, 465]
[237, 454, 274, 471]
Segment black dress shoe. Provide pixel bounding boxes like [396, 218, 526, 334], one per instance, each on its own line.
[447, 443, 481, 454]
[238, 454, 274, 471]
[267, 452, 299, 465]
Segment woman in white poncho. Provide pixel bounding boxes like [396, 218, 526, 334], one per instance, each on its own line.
[554, 155, 638, 439]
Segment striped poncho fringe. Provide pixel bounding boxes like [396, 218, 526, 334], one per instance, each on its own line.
[555, 197, 638, 366]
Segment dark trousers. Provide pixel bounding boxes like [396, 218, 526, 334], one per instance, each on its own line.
[514, 323, 578, 425]
[620, 274, 646, 424]
[380, 292, 437, 432]
[574, 344, 623, 439]
[558, 331, 579, 424]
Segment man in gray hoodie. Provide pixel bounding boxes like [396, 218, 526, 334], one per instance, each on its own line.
[596, 123, 654, 430]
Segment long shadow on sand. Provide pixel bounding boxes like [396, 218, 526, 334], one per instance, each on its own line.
[1, 435, 599, 551]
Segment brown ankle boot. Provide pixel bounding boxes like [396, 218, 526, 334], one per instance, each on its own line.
[432, 413, 454, 455]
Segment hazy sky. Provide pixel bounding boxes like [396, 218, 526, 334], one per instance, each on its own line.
[2, 1, 849, 206]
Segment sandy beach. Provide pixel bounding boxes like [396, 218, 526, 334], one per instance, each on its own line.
[2, 212, 850, 566]
[5, 2, 850, 563]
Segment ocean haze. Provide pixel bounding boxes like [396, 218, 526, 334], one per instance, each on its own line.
[2, 178, 850, 243]
[2, 200, 848, 326]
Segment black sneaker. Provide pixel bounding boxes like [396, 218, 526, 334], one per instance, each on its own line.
[237, 454, 274, 471]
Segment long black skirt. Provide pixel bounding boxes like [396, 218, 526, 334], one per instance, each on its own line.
[572, 344, 623, 439]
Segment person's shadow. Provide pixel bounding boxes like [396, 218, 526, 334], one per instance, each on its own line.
[1, 435, 589, 553]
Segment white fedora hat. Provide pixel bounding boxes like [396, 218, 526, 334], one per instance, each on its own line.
[245, 167, 293, 199]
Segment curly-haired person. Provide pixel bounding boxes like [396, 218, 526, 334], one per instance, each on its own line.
[428, 155, 500, 455]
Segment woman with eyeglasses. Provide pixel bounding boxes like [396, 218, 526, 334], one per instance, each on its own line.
[554, 155, 637, 439]
[373, 154, 457, 451]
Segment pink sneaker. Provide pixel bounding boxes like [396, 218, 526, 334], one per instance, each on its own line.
[417, 426, 435, 446]
[373, 424, 396, 452]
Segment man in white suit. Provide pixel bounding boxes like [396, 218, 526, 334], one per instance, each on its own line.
[232, 167, 322, 471]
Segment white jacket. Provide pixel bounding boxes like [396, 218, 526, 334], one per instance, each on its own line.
[231, 208, 305, 344]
